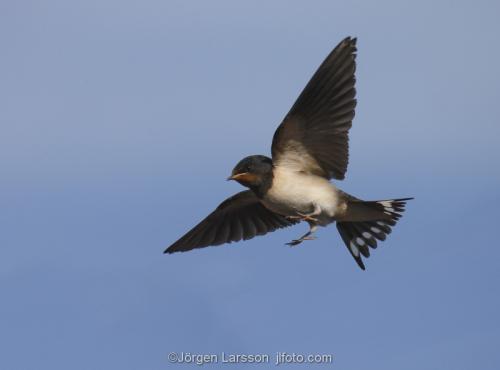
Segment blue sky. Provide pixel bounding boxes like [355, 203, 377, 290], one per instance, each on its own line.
[1, 1, 499, 369]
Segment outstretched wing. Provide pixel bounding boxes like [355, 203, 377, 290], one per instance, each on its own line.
[271, 37, 357, 180]
[165, 190, 298, 253]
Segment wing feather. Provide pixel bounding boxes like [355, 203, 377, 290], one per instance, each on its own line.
[164, 190, 298, 253]
[272, 37, 357, 180]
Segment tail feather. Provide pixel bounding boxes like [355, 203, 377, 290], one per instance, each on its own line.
[337, 198, 413, 270]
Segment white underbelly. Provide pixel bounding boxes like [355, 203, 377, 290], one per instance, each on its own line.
[261, 167, 339, 225]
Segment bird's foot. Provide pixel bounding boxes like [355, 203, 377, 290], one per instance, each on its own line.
[286, 239, 302, 247]
[286, 235, 316, 247]
[286, 212, 319, 223]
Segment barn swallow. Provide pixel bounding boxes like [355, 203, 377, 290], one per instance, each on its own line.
[164, 37, 412, 270]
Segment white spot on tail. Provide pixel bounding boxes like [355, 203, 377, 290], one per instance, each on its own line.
[349, 241, 360, 257]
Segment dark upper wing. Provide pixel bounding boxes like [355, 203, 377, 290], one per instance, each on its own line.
[164, 190, 298, 253]
[271, 37, 357, 180]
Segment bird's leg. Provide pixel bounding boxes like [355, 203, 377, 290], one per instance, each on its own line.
[286, 222, 318, 247]
[286, 203, 321, 223]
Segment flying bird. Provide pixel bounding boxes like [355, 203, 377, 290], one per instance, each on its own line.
[165, 37, 412, 270]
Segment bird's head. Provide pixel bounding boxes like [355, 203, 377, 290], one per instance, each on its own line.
[228, 155, 273, 188]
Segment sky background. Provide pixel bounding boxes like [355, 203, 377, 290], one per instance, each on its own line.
[1, 1, 499, 369]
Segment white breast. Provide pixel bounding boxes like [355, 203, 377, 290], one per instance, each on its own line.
[261, 166, 339, 225]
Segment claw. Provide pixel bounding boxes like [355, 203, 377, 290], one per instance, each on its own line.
[285, 223, 318, 247]
[285, 208, 319, 247]
[286, 240, 302, 247]
[296, 212, 319, 223]
[286, 212, 319, 223]
[286, 235, 317, 247]
[286, 236, 316, 247]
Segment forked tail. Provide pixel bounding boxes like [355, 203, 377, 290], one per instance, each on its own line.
[336, 198, 413, 270]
